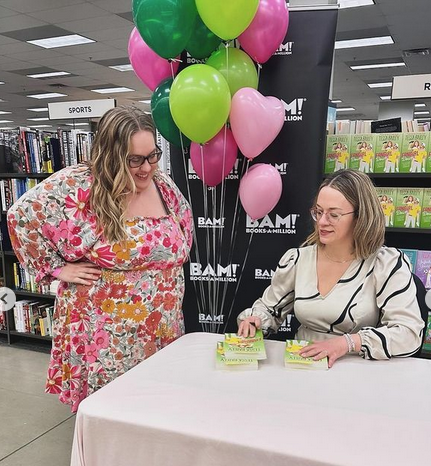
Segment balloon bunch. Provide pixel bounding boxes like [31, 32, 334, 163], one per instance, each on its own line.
[129, 0, 289, 220]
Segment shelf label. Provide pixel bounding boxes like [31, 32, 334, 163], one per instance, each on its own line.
[392, 74, 431, 99]
[48, 99, 116, 120]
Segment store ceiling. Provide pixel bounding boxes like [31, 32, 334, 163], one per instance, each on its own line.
[0, 0, 430, 129]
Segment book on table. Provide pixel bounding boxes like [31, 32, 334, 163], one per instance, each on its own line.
[223, 329, 267, 361]
[285, 339, 328, 370]
[215, 342, 258, 371]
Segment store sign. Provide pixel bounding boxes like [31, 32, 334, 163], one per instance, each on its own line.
[392, 74, 431, 99]
[48, 99, 116, 119]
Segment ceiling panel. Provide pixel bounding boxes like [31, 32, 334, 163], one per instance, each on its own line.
[0, 0, 86, 14]
[89, 0, 134, 15]
[28, 3, 111, 24]
[0, 14, 48, 33]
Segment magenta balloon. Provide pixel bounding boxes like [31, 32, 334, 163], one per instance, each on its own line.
[239, 163, 282, 220]
[190, 126, 238, 187]
[128, 27, 179, 91]
[230, 87, 285, 160]
[238, 0, 289, 64]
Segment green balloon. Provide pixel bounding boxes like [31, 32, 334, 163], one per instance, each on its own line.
[132, 0, 197, 59]
[170, 65, 231, 144]
[151, 78, 191, 148]
[206, 48, 258, 97]
[185, 14, 222, 60]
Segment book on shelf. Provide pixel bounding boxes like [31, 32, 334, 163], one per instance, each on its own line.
[349, 134, 376, 173]
[420, 188, 431, 229]
[393, 188, 424, 229]
[223, 329, 267, 361]
[329, 119, 430, 135]
[376, 187, 397, 228]
[324, 134, 351, 174]
[400, 249, 418, 271]
[215, 341, 258, 371]
[400, 132, 429, 173]
[415, 250, 431, 290]
[284, 340, 328, 370]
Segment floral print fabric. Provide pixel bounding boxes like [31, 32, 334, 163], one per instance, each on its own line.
[7, 164, 193, 412]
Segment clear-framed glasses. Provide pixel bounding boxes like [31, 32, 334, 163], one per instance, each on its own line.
[127, 146, 162, 168]
[310, 208, 356, 225]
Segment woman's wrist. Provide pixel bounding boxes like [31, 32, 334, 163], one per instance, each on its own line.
[51, 267, 63, 278]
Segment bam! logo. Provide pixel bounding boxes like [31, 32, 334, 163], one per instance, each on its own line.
[282, 98, 307, 122]
[275, 41, 294, 56]
[199, 313, 224, 325]
[246, 214, 299, 234]
[279, 315, 293, 332]
[188, 159, 240, 180]
[189, 263, 240, 282]
[197, 217, 226, 229]
[186, 52, 206, 65]
[271, 162, 288, 176]
[255, 269, 275, 280]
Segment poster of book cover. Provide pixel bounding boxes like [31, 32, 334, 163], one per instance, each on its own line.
[375, 187, 397, 228]
[420, 187, 431, 229]
[400, 132, 429, 173]
[393, 188, 424, 228]
[349, 134, 375, 173]
[415, 250, 431, 290]
[374, 133, 402, 174]
[324, 134, 351, 174]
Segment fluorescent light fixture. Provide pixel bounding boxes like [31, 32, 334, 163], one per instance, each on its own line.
[66, 122, 89, 126]
[339, 0, 374, 9]
[29, 125, 52, 128]
[335, 36, 394, 50]
[91, 87, 135, 94]
[414, 111, 430, 115]
[27, 71, 71, 79]
[0, 81, 4, 85]
[0, 111, 11, 114]
[415, 103, 426, 108]
[28, 117, 50, 121]
[350, 62, 405, 70]
[331, 100, 342, 104]
[336, 107, 356, 112]
[27, 107, 49, 112]
[380, 96, 391, 100]
[0, 120, 13, 123]
[109, 64, 133, 72]
[27, 93, 67, 99]
[139, 100, 152, 104]
[368, 82, 393, 88]
[27, 34, 95, 49]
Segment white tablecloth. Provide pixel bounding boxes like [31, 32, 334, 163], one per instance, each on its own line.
[71, 332, 431, 466]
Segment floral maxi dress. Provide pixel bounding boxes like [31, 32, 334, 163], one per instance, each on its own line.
[7, 165, 193, 412]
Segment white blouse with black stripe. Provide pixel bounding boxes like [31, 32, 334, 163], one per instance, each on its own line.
[237, 245, 424, 359]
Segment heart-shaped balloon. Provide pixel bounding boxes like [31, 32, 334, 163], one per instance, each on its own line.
[190, 127, 238, 187]
[195, 0, 259, 41]
[239, 0, 289, 64]
[239, 163, 282, 220]
[230, 88, 285, 159]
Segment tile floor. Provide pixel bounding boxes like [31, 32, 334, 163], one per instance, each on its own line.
[0, 342, 75, 466]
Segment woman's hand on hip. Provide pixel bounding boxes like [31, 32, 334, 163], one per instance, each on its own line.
[238, 316, 262, 338]
[58, 262, 102, 286]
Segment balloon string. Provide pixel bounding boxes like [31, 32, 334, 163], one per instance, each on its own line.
[201, 144, 212, 320]
[211, 187, 217, 333]
[257, 63, 262, 89]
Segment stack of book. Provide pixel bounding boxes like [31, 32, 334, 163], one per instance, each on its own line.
[284, 340, 328, 370]
[216, 329, 267, 371]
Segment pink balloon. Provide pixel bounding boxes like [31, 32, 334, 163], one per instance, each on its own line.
[190, 126, 238, 187]
[239, 163, 282, 220]
[128, 28, 179, 92]
[230, 88, 285, 160]
[239, 0, 289, 64]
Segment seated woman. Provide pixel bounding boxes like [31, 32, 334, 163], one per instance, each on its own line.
[237, 169, 424, 367]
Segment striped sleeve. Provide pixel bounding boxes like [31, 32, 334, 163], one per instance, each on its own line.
[358, 247, 424, 359]
[237, 248, 299, 335]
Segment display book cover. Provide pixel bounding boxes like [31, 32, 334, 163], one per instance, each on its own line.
[223, 329, 267, 361]
[285, 340, 328, 370]
[215, 342, 258, 371]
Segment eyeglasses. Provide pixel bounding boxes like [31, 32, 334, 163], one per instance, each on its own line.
[310, 208, 356, 224]
[127, 147, 162, 168]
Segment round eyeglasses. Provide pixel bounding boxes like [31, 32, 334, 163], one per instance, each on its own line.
[310, 208, 356, 225]
[127, 147, 162, 168]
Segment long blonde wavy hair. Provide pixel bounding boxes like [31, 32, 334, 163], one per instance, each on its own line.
[303, 169, 385, 259]
[89, 106, 156, 243]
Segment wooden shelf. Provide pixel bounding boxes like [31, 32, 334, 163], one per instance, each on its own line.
[0, 173, 51, 179]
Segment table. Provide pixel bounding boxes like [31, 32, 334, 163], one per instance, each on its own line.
[71, 332, 431, 466]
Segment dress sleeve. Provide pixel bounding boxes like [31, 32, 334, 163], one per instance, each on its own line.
[358, 247, 424, 359]
[237, 248, 299, 335]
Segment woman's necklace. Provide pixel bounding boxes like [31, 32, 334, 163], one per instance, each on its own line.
[322, 247, 354, 264]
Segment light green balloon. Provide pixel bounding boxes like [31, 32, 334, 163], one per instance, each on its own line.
[206, 48, 258, 97]
[170, 65, 231, 144]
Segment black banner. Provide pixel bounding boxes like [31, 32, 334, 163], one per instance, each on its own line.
[170, 7, 338, 339]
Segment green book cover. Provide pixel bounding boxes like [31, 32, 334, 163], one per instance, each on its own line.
[284, 340, 328, 370]
[420, 188, 431, 229]
[424, 313, 431, 352]
[325, 135, 351, 174]
[375, 187, 397, 228]
[393, 188, 424, 228]
[216, 342, 258, 370]
[426, 141, 431, 173]
[400, 249, 418, 271]
[223, 329, 267, 361]
[374, 133, 402, 173]
[400, 132, 429, 173]
[349, 134, 375, 173]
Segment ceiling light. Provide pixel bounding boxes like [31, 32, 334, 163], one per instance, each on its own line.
[0, 120, 13, 123]
[339, 0, 374, 8]
[335, 36, 394, 50]
[27, 93, 67, 99]
[91, 87, 135, 94]
[414, 111, 430, 115]
[27, 34, 95, 49]
[139, 100, 152, 104]
[29, 125, 52, 128]
[28, 117, 50, 121]
[380, 96, 391, 100]
[66, 122, 89, 126]
[415, 103, 426, 108]
[350, 62, 405, 70]
[336, 107, 356, 112]
[0, 111, 11, 114]
[27, 71, 71, 79]
[331, 100, 342, 104]
[368, 82, 393, 88]
[109, 64, 133, 72]
[27, 107, 49, 112]
[0, 81, 5, 85]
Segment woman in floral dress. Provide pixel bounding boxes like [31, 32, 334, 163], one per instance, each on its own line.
[7, 106, 193, 412]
